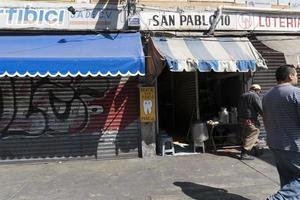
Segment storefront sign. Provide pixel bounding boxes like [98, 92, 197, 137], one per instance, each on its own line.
[140, 87, 156, 122]
[140, 10, 300, 32]
[0, 7, 65, 26]
[0, 2, 126, 30]
[140, 11, 235, 31]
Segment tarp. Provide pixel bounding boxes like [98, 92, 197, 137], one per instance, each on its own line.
[257, 35, 300, 68]
[0, 33, 145, 77]
[148, 36, 267, 76]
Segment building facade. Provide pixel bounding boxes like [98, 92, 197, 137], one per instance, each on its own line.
[0, 0, 147, 161]
[136, 0, 300, 152]
[0, 0, 300, 161]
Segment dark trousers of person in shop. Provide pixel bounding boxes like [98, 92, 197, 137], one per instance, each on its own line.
[267, 149, 300, 200]
[240, 120, 260, 160]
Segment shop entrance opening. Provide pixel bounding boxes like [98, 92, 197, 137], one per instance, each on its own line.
[157, 68, 245, 153]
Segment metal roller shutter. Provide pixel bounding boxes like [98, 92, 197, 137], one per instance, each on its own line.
[173, 72, 196, 132]
[250, 36, 300, 136]
[0, 76, 141, 161]
[250, 37, 286, 94]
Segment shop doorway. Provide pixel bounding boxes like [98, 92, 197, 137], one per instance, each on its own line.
[157, 68, 246, 154]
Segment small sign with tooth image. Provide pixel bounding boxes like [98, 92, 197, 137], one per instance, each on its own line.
[139, 87, 156, 122]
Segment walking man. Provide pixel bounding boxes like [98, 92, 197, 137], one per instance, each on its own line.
[263, 64, 300, 200]
[238, 84, 263, 160]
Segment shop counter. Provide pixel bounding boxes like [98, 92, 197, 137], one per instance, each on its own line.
[207, 121, 242, 152]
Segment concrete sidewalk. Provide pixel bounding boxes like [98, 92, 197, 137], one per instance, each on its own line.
[0, 150, 279, 200]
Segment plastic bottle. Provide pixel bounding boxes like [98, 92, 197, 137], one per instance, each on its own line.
[219, 107, 229, 124]
[230, 107, 238, 124]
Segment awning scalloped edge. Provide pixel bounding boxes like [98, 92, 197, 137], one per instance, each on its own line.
[0, 70, 145, 77]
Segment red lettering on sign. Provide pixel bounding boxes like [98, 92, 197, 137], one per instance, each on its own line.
[238, 15, 253, 29]
[287, 18, 293, 28]
[259, 16, 264, 27]
[273, 17, 277, 27]
[265, 16, 270, 27]
[280, 18, 285, 27]
[250, 15, 300, 29]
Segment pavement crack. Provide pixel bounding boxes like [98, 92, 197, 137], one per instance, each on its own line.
[6, 181, 28, 200]
[6, 165, 48, 200]
[240, 160, 280, 186]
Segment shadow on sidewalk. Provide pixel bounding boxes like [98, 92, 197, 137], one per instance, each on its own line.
[206, 146, 241, 160]
[174, 181, 250, 200]
[207, 147, 276, 167]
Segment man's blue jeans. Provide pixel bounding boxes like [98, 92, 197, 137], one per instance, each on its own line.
[267, 149, 300, 200]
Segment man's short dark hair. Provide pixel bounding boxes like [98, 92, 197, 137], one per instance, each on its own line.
[276, 64, 296, 82]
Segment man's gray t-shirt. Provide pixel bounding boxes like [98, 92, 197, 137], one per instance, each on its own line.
[262, 84, 300, 152]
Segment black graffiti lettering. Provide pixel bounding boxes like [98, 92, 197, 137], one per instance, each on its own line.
[25, 107, 47, 136]
[0, 78, 17, 136]
[0, 87, 3, 120]
[0, 77, 114, 138]
[49, 90, 72, 120]
[76, 96, 89, 131]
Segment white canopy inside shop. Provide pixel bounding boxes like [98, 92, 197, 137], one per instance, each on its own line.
[256, 35, 300, 68]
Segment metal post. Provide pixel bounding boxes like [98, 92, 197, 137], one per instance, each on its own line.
[127, 0, 136, 16]
[195, 66, 200, 120]
[171, 72, 175, 129]
[155, 77, 159, 135]
[206, 6, 223, 36]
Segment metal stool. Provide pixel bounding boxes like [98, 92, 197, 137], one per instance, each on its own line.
[194, 142, 205, 153]
[159, 136, 175, 156]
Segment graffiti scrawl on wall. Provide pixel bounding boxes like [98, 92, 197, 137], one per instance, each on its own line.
[0, 76, 139, 138]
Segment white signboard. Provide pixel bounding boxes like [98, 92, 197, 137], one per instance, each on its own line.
[140, 10, 300, 32]
[140, 11, 235, 31]
[0, 2, 126, 30]
[238, 14, 300, 31]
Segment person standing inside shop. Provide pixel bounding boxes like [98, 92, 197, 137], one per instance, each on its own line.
[237, 84, 263, 160]
[263, 64, 300, 200]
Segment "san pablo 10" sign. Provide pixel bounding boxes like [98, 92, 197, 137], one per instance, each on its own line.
[140, 10, 300, 32]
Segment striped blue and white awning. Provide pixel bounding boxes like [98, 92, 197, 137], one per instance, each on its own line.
[150, 37, 267, 73]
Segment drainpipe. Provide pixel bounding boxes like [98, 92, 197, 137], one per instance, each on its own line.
[127, 0, 136, 16]
[206, 6, 223, 36]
